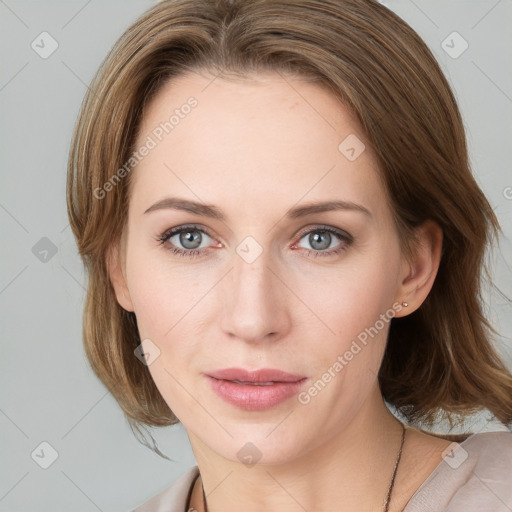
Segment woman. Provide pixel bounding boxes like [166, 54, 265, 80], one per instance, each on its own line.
[66, 0, 512, 510]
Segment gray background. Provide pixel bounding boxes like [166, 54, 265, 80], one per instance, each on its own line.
[1, 1, 511, 511]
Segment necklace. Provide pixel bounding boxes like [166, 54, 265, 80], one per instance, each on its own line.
[383, 421, 406, 512]
[201, 422, 406, 512]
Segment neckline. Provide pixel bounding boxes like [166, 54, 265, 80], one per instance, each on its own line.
[186, 431, 479, 512]
[401, 430, 478, 509]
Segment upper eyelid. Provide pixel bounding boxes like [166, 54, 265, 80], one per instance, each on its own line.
[164, 224, 215, 241]
[296, 224, 352, 239]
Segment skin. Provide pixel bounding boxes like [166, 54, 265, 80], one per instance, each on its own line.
[108, 70, 450, 512]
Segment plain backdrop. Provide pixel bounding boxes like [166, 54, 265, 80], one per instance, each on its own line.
[1, 1, 511, 511]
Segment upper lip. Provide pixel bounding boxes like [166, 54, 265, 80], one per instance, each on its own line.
[207, 367, 306, 383]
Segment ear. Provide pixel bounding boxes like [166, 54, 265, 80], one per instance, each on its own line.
[106, 234, 135, 313]
[394, 220, 443, 317]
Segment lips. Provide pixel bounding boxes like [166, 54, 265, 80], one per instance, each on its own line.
[206, 367, 308, 410]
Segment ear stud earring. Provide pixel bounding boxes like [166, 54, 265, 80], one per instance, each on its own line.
[402, 302, 408, 307]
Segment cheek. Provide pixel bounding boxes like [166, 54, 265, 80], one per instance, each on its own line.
[125, 251, 209, 418]
[125, 243, 209, 339]
[298, 251, 400, 346]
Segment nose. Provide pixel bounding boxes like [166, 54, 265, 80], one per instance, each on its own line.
[219, 248, 291, 344]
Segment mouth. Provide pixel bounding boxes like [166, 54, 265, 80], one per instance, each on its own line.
[206, 368, 308, 410]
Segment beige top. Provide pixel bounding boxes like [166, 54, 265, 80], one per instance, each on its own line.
[131, 431, 512, 512]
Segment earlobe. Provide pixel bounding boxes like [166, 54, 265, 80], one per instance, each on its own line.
[395, 220, 443, 316]
[106, 240, 135, 313]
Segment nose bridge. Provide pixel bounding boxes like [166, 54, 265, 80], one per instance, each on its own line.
[220, 241, 289, 343]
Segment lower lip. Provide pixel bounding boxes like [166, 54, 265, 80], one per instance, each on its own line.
[207, 376, 307, 411]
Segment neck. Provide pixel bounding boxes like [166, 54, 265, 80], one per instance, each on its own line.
[188, 387, 406, 512]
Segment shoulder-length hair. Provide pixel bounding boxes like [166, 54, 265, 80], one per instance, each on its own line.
[66, 0, 512, 456]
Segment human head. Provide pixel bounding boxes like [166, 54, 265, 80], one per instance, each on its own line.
[66, 0, 512, 456]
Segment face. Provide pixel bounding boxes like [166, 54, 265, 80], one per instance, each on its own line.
[112, 70, 413, 465]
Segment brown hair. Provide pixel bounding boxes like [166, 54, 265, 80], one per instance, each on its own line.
[66, 0, 512, 456]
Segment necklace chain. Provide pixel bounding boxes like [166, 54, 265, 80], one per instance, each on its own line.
[201, 421, 406, 512]
[383, 421, 406, 512]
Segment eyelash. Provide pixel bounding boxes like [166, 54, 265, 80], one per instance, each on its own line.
[156, 224, 353, 259]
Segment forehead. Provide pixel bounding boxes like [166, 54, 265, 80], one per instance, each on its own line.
[130, 70, 388, 222]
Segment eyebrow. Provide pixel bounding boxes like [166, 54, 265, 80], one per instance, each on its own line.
[143, 197, 372, 220]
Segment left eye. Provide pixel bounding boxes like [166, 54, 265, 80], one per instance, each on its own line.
[293, 226, 352, 257]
